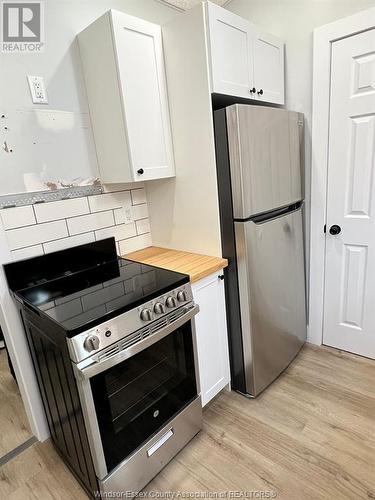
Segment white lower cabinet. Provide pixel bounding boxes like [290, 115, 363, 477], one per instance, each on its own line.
[192, 270, 231, 406]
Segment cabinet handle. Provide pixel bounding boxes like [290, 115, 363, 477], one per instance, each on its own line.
[137, 168, 144, 175]
[249, 87, 256, 94]
[218, 274, 224, 280]
[257, 89, 264, 95]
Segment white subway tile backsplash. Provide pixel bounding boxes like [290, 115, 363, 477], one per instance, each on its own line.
[43, 232, 95, 254]
[67, 211, 114, 236]
[6, 220, 68, 250]
[95, 223, 137, 242]
[11, 244, 44, 260]
[131, 188, 147, 206]
[34, 198, 89, 223]
[114, 208, 126, 225]
[113, 207, 135, 226]
[136, 218, 151, 235]
[89, 191, 131, 213]
[131, 204, 148, 220]
[118, 233, 152, 256]
[1, 206, 36, 230]
[2, 189, 152, 261]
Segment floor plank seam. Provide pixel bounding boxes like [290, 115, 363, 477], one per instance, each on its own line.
[0, 436, 37, 467]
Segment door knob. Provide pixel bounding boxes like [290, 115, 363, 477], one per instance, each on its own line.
[329, 224, 341, 235]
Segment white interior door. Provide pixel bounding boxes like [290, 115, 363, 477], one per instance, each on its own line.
[324, 29, 375, 358]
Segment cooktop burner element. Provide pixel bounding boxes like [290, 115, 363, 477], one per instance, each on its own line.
[17, 257, 188, 336]
[4, 238, 189, 337]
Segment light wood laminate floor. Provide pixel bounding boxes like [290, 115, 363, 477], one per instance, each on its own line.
[2, 344, 375, 499]
[0, 349, 32, 457]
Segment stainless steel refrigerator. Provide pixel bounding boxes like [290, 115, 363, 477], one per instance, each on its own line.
[214, 104, 307, 397]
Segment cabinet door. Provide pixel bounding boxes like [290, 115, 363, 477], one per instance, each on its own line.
[253, 31, 285, 105]
[206, 2, 254, 99]
[192, 271, 230, 406]
[111, 12, 175, 181]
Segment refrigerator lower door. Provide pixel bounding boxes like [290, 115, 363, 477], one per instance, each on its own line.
[234, 206, 306, 396]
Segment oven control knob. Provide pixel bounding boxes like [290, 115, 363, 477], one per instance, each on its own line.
[177, 290, 187, 303]
[166, 296, 177, 308]
[140, 308, 153, 321]
[83, 334, 100, 352]
[154, 302, 165, 315]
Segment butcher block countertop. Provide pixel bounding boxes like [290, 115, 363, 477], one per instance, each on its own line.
[124, 246, 228, 283]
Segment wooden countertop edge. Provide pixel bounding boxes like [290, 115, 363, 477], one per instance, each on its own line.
[124, 247, 228, 283]
[188, 261, 228, 283]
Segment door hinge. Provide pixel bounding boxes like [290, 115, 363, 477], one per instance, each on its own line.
[323, 224, 326, 234]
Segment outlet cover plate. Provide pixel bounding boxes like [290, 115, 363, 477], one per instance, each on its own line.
[27, 75, 48, 104]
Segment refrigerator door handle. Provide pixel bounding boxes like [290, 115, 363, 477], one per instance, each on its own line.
[249, 202, 303, 225]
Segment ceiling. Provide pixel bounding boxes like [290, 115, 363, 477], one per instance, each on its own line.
[159, 0, 231, 11]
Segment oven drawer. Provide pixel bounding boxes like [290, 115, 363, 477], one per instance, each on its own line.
[100, 396, 202, 495]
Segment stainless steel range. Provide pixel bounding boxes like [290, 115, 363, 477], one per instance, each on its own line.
[4, 238, 202, 498]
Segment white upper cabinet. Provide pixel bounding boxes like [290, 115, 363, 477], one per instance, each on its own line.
[253, 31, 285, 105]
[206, 3, 254, 99]
[205, 2, 285, 105]
[78, 10, 175, 183]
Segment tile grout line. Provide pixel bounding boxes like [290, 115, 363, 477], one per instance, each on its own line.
[6, 207, 126, 227]
[65, 218, 70, 237]
[0, 436, 37, 467]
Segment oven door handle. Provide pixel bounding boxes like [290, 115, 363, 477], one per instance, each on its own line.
[73, 304, 200, 380]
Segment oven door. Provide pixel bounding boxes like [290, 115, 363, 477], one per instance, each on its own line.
[73, 304, 200, 480]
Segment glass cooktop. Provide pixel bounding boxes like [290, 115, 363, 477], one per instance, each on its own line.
[16, 258, 188, 336]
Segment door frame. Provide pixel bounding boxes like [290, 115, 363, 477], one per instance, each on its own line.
[309, 7, 375, 345]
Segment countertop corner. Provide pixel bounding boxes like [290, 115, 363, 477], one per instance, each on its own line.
[124, 246, 228, 283]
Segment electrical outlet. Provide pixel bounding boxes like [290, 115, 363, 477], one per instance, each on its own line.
[27, 75, 48, 104]
[124, 206, 133, 224]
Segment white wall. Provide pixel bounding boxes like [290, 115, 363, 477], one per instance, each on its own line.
[0, 0, 178, 441]
[0, 0, 178, 195]
[146, 3, 222, 257]
[1, 0, 177, 111]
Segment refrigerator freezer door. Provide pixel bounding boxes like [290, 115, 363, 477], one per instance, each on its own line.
[226, 105, 304, 219]
[234, 207, 306, 396]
